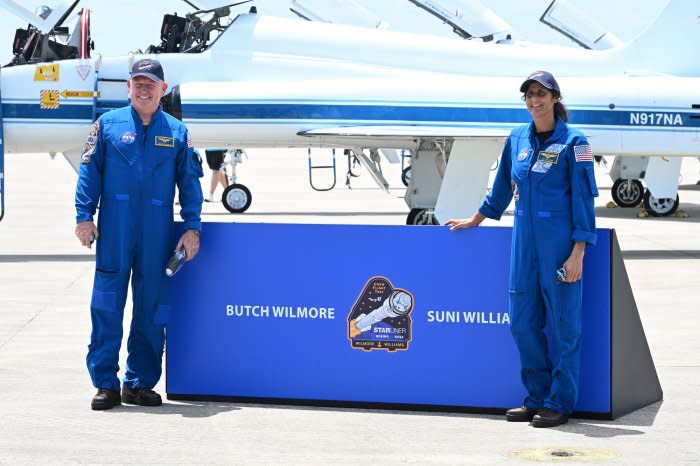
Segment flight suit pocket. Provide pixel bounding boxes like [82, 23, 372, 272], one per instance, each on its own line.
[91, 270, 119, 313]
[152, 146, 175, 169]
[512, 158, 530, 182]
[106, 138, 136, 166]
[153, 304, 170, 325]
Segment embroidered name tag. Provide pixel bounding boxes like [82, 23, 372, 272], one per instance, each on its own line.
[154, 136, 174, 148]
[536, 151, 559, 165]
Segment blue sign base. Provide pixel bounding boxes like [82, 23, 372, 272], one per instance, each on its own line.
[165, 223, 638, 418]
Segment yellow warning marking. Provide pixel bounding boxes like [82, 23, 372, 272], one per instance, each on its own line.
[40, 90, 59, 109]
[34, 64, 59, 81]
[60, 90, 100, 98]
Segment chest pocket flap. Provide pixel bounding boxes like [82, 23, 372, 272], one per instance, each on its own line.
[105, 127, 138, 166]
[151, 135, 176, 168]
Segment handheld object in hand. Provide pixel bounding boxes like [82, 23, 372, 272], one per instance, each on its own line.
[556, 267, 567, 282]
[165, 248, 187, 277]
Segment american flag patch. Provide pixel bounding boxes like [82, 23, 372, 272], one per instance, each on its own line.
[187, 131, 193, 148]
[574, 144, 593, 162]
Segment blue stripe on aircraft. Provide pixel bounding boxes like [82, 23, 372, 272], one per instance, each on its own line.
[2, 103, 93, 120]
[181, 103, 700, 128]
[1, 100, 127, 121]
[3, 101, 699, 128]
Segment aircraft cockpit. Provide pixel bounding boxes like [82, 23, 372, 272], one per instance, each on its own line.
[539, 0, 623, 50]
[145, 1, 253, 54]
[5, 0, 92, 66]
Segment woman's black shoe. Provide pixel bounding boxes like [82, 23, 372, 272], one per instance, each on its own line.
[91, 388, 121, 410]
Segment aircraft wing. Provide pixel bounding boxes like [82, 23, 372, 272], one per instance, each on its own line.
[299, 125, 506, 224]
[299, 125, 510, 140]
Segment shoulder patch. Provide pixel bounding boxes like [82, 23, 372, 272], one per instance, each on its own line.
[81, 120, 100, 164]
[574, 144, 594, 163]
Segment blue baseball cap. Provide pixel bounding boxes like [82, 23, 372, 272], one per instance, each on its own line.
[130, 58, 164, 82]
[520, 70, 560, 94]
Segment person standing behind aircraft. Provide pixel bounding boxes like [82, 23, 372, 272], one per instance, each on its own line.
[204, 148, 229, 202]
[74, 58, 204, 410]
[446, 71, 598, 428]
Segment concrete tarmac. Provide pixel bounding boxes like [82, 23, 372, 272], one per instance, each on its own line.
[0, 151, 698, 465]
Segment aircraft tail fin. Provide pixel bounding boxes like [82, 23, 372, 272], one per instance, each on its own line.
[612, 1, 700, 76]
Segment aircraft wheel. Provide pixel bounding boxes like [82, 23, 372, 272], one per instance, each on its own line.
[643, 190, 679, 217]
[401, 166, 412, 187]
[611, 179, 643, 208]
[222, 183, 252, 213]
[406, 208, 439, 225]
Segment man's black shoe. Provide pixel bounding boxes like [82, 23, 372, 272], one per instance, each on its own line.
[532, 408, 569, 428]
[121, 386, 162, 406]
[91, 388, 121, 410]
[506, 405, 537, 422]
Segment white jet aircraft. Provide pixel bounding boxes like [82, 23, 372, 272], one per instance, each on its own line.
[0, 0, 698, 223]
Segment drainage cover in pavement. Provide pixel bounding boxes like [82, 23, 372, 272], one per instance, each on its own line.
[507, 446, 619, 462]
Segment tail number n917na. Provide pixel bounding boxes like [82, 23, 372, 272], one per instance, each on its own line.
[630, 112, 683, 126]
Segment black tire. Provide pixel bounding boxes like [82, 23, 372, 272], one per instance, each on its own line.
[406, 208, 439, 225]
[611, 179, 644, 208]
[401, 166, 411, 187]
[222, 183, 252, 213]
[643, 189, 679, 217]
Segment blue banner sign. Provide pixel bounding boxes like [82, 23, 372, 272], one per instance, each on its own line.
[167, 223, 611, 414]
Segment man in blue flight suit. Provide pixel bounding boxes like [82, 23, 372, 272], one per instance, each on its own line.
[447, 71, 598, 427]
[75, 58, 203, 410]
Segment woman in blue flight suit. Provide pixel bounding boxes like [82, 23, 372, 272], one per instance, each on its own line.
[446, 71, 598, 428]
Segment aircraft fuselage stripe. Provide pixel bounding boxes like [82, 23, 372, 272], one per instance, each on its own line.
[3, 102, 700, 128]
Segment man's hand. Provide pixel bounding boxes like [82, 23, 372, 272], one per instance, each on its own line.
[176, 229, 200, 261]
[445, 212, 486, 231]
[562, 242, 586, 283]
[75, 221, 98, 248]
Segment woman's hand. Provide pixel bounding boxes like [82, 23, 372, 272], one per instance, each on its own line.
[562, 242, 586, 282]
[445, 212, 486, 231]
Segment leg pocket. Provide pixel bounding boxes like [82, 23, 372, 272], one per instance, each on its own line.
[153, 304, 170, 325]
[91, 270, 122, 313]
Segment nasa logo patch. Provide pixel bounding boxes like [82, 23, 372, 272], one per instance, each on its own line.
[121, 132, 136, 144]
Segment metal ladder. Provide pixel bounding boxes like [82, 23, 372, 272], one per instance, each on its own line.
[307, 147, 337, 191]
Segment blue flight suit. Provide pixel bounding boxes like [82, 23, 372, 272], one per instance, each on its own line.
[479, 118, 598, 415]
[75, 105, 203, 392]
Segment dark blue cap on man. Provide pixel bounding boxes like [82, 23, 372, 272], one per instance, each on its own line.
[130, 58, 164, 82]
[520, 70, 560, 94]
